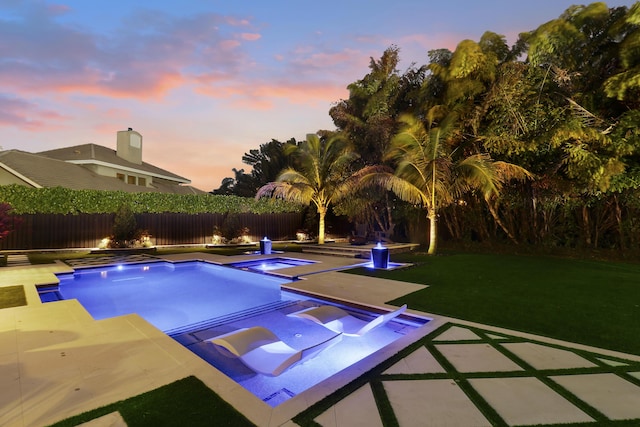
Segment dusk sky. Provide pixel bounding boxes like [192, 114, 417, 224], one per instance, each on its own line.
[1, 1, 637, 192]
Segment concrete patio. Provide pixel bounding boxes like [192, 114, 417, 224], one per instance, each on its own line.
[1, 252, 640, 426]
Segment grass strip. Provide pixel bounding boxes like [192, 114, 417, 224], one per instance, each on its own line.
[369, 380, 398, 427]
[48, 376, 255, 427]
[0, 285, 26, 308]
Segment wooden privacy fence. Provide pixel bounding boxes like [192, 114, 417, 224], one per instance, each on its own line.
[0, 212, 304, 250]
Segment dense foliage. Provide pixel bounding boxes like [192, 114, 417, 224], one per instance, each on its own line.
[217, 2, 640, 251]
[0, 185, 302, 215]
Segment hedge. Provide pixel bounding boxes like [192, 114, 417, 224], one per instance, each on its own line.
[0, 185, 302, 215]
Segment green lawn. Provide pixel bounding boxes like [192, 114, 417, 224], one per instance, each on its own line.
[48, 376, 254, 427]
[348, 251, 640, 356]
[0, 285, 26, 308]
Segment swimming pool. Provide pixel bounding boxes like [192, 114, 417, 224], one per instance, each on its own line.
[39, 261, 293, 332]
[38, 260, 428, 406]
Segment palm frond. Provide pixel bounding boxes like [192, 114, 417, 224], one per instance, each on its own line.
[456, 154, 501, 197]
[277, 168, 311, 186]
[255, 182, 280, 200]
[358, 171, 428, 206]
[493, 161, 535, 181]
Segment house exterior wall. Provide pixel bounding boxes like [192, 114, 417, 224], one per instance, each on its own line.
[84, 163, 152, 187]
[0, 168, 35, 187]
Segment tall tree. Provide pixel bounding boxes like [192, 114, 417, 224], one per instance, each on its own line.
[603, 3, 640, 108]
[212, 139, 295, 196]
[360, 112, 529, 254]
[256, 133, 358, 244]
[330, 46, 425, 239]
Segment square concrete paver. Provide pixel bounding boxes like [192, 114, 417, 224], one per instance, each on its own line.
[315, 384, 383, 427]
[384, 379, 490, 427]
[551, 373, 640, 420]
[384, 346, 445, 375]
[436, 344, 523, 373]
[469, 377, 593, 426]
[433, 326, 482, 342]
[502, 342, 597, 370]
[597, 358, 628, 367]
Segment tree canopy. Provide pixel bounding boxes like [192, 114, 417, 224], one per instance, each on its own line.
[215, 2, 640, 252]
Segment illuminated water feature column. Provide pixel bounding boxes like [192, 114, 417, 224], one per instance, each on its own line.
[371, 242, 389, 269]
[260, 237, 272, 255]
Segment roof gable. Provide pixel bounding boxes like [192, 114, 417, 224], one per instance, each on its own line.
[37, 143, 190, 183]
[0, 150, 206, 194]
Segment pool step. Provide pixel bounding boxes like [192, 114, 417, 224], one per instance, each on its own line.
[302, 245, 370, 258]
[165, 300, 299, 337]
[302, 243, 420, 258]
[6, 254, 31, 266]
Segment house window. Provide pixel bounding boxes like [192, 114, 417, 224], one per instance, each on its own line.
[138, 177, 146, 187]
[127, 175, 136, 185]
[117, 173, 125, 182]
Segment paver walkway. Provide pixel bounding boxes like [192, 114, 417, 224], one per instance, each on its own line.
[1, 253, 640, 426]
[308, 323, 640, 426]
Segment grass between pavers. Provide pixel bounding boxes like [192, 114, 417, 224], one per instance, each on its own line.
[47, 375, 255, 427]
[293, 322, 640, 427]
[347, 251, 640, 356]
[0, 285, 26, 308]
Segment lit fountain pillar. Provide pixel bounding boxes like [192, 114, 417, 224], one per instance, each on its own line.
[371, 242, 389, 269]
[260, 237, 272, 255]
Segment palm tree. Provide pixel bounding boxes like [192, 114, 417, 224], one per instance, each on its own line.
[361, 111, 530, 255]
[256, 133, 358, 244]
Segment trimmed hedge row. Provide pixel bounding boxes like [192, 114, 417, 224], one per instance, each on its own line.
[0, 185, 301, 215]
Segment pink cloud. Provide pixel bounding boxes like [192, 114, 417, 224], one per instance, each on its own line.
[253, 81, 348, 105]
[240, 33, 261, 41]
[0, 95, 68, 131]
[194, 78, 348, 111]
[0, 4, 258, 101]
[290, 48, 366, 69]
[225, 17, 251, 27]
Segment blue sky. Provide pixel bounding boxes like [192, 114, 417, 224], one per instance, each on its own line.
[1, 0, 637, 191]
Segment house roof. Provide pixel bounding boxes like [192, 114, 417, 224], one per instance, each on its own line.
[37, 143, 190, 184]
[0, 150, 207, 195]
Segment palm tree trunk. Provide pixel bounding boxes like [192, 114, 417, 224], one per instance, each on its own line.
[427, 207, 437, 255]
[317, 206, 326, 244]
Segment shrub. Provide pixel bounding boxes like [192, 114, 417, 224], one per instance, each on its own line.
[0, 185, 302, 215]
[0, 202, 22, 240]
[111, 204, 137, 248]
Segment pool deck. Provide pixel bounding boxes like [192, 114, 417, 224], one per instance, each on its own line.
[1, 252, 640, 426]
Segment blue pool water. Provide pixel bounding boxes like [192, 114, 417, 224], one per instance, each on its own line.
[228, 257, 316, 272]
[40, 261, 292, 332]
[39, 259, 429, 406]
